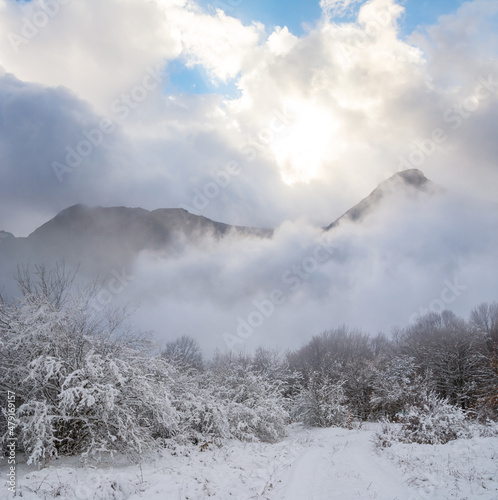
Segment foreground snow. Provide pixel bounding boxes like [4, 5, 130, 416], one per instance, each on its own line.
[4, 424, 498, 500]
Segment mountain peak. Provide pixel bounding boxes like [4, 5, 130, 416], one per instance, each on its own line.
[0, 230, 15, 241]
[387, 169, 429, 188]
[325, 169, 434, 230]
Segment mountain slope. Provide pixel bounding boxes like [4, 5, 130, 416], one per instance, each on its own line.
[325, 169, 434, 230]
[27, 204, 270, 259]
[0, 205, 272, 289]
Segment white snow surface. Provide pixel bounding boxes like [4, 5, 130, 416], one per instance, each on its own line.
[3, 423, 498, 500]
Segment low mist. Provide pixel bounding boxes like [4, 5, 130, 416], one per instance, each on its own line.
[107, 189, 498, 355]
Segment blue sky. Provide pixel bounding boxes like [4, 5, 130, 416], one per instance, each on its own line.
[196, 0, 467, 36]
[171, 0, 467, 95]
[167, 59, 241, 97]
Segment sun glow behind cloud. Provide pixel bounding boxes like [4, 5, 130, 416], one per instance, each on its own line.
[271, 100, 339, 185]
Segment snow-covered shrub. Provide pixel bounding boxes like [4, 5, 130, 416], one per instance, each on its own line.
[165, 352, 289, 446]
[208, 353, 289, 443]
[465, 418, 498, 438]
[171, 373, 230, 445]
[374, 391, 471, 447]
[293, 372, 348, 428]
[15, 325, 179, 463]
[223, 372, 288, 442]
[16, 401, 58, 464]
[56, 353, 178, 461]
[398, 392, 470, 444]
[0, 266, 179, 463]
[372, 419, 400, 449]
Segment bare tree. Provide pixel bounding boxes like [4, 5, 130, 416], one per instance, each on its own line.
[162, 335, 203, 371]
[470, 302, 498, 352]
[287, 327, 375, 420]
[14, 262, 76, 309]
[399, 311, 490, 410]
[470, 303, 498, 418]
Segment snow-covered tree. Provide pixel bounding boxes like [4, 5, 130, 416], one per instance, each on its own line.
[397, 391, 470, 445]
[374, 391, 471, 447]
[370, 356, 423, 419]
[169, 369, 229, 445]
[208, 352, 289, 442]
[0, 265, 179, 463]
[470, 302, 498, 352]
[287, 327, 375, 419]
[470, 302, 498, 418]
[293, 371, 348, 428]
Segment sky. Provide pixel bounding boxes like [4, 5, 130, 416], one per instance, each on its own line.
[0, 0, 497, 352]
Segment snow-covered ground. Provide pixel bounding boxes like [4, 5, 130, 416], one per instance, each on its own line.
[3, 423, 498, 500]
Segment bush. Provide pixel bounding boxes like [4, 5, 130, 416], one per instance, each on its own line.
[293, 372, 348, 428]
[170, 373, 230, 445]
[208, 356, 289, 443]
[374, 391, 471, 447]
[0, 267, 179, 463]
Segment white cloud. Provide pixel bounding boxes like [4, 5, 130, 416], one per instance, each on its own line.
[266, 27, 298, 57]
[227, 0, 426, 191]
[0, 0, 183, 113]
[172, 8, 264, 82]
[122, 190, 498, 353]
[320, 0, 363, 20]
[0, 0, 262, 113]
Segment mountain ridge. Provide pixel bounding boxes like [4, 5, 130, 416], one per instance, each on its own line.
[1, 169, 435, 242]
[0, 169, 436, 289]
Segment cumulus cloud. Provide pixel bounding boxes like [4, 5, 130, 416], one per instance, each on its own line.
[171, 8, 264, 82]
[0, 0, 181, 113]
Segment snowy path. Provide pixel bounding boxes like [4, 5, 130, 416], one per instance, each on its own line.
[273, 426, 412, 500]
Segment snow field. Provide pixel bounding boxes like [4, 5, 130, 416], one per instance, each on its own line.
[3, 423, 497, 500]
[381, 436, 498, 499]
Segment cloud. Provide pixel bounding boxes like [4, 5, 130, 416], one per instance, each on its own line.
[171, 8, 264, 83]
[0, 0, 264, 112]
[120, 189, 498, 354]
[320, 0, 364, 20]
[0, 0, 181, 113]
[0, 70, 129, 234]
